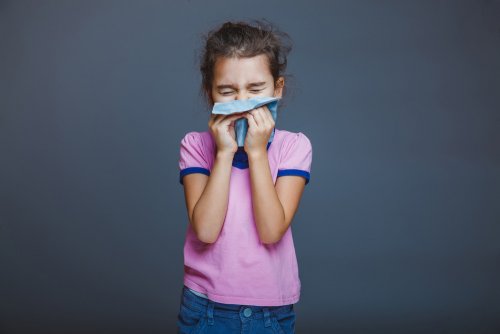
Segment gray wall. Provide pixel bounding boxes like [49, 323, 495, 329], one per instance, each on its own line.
[1, 1, 499, 333]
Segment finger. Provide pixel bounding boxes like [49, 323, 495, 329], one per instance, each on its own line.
[244, 112, 258, 130]
[254, 107, 273, 133]
[213, 113, 244, 125]
[224, 112, 247, 121]
[223, 115, 248, 129]
[209, 114, 227, 127]
[208, 113, 219, 125]
[262, 105, 274, 123]
[250, 108, 265, 127]
[261, 106, 275, 129]
[209, 113, 227, 120]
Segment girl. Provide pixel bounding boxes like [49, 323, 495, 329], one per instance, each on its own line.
[176, 19, 312, 334]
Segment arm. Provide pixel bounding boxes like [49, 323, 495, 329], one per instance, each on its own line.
[183, 150, 234, 244]
[181, 113, 245, 244]
[247, 151, 306, 244]
[242, 105, 311, 244]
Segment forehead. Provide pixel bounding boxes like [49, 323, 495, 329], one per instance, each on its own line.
[213, 54, 272, 85]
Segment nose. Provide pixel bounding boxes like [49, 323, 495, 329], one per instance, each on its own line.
[235, 93, 249, 101]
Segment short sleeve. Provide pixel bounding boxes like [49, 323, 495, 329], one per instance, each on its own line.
[277, 132, 312, 185]
[178, 132, 211, 185]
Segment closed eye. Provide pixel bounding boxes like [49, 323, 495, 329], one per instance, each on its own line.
[220, 89, 263, 96]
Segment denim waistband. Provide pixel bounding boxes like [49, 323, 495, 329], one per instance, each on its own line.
[181, 285, 293, 320]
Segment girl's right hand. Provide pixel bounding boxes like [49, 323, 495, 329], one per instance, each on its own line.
[208, 112, 246, 155]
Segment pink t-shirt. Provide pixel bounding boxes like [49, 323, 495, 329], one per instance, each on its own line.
[178, 128, 312, 306]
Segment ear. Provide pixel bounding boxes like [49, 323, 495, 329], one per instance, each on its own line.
[274, 77, 285, 98]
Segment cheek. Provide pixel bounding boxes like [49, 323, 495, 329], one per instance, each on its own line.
[211, 92, 229, 103]
[214, 97, 234, 103]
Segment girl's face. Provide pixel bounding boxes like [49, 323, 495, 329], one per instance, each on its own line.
[211, 54, 284, 104]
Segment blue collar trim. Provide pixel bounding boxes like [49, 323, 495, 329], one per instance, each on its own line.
[232, 128, 275, 169]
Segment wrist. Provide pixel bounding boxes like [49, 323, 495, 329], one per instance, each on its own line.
[247, 149, 267, 160]
[216, 150, 235, 160]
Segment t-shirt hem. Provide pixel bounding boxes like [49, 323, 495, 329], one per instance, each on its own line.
[183, 278, 300, 306]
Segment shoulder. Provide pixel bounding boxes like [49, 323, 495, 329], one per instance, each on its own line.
[274, 128, 313, 183]
[179, 131, 216, 168]
[180, 131, 203, 143]
[180, 131, 215, 150]
[178, 130, 215, 173]
[274, 128, 312, 151]
[275, 128, 311, 141]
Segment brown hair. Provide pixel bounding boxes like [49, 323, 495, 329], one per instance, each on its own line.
[197, 19, 294, 110]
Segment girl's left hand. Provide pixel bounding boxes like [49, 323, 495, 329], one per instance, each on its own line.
[242, 105, 275, 156]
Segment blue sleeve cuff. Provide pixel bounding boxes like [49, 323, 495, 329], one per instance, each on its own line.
[179, 167, 210, 185]
[277, 169, 310, 185]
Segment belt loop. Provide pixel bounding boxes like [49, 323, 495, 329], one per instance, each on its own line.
[207, 301, 215, 325]
[262, 307, 271, 327]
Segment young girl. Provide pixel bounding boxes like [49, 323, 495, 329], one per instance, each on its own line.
[176, 20, 312, 334]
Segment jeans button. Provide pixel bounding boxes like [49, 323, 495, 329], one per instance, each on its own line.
[243, 307, 252, 317]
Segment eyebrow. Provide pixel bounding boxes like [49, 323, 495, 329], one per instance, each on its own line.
[216, 81, 267, 90]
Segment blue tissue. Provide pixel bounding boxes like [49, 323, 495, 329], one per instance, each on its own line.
[211, 96, 280, 147]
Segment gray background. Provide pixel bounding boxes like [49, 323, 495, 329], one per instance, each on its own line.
[1, 0, 499, 333]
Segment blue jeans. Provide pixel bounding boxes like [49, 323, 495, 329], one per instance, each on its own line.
[176, 285, 296, 334]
